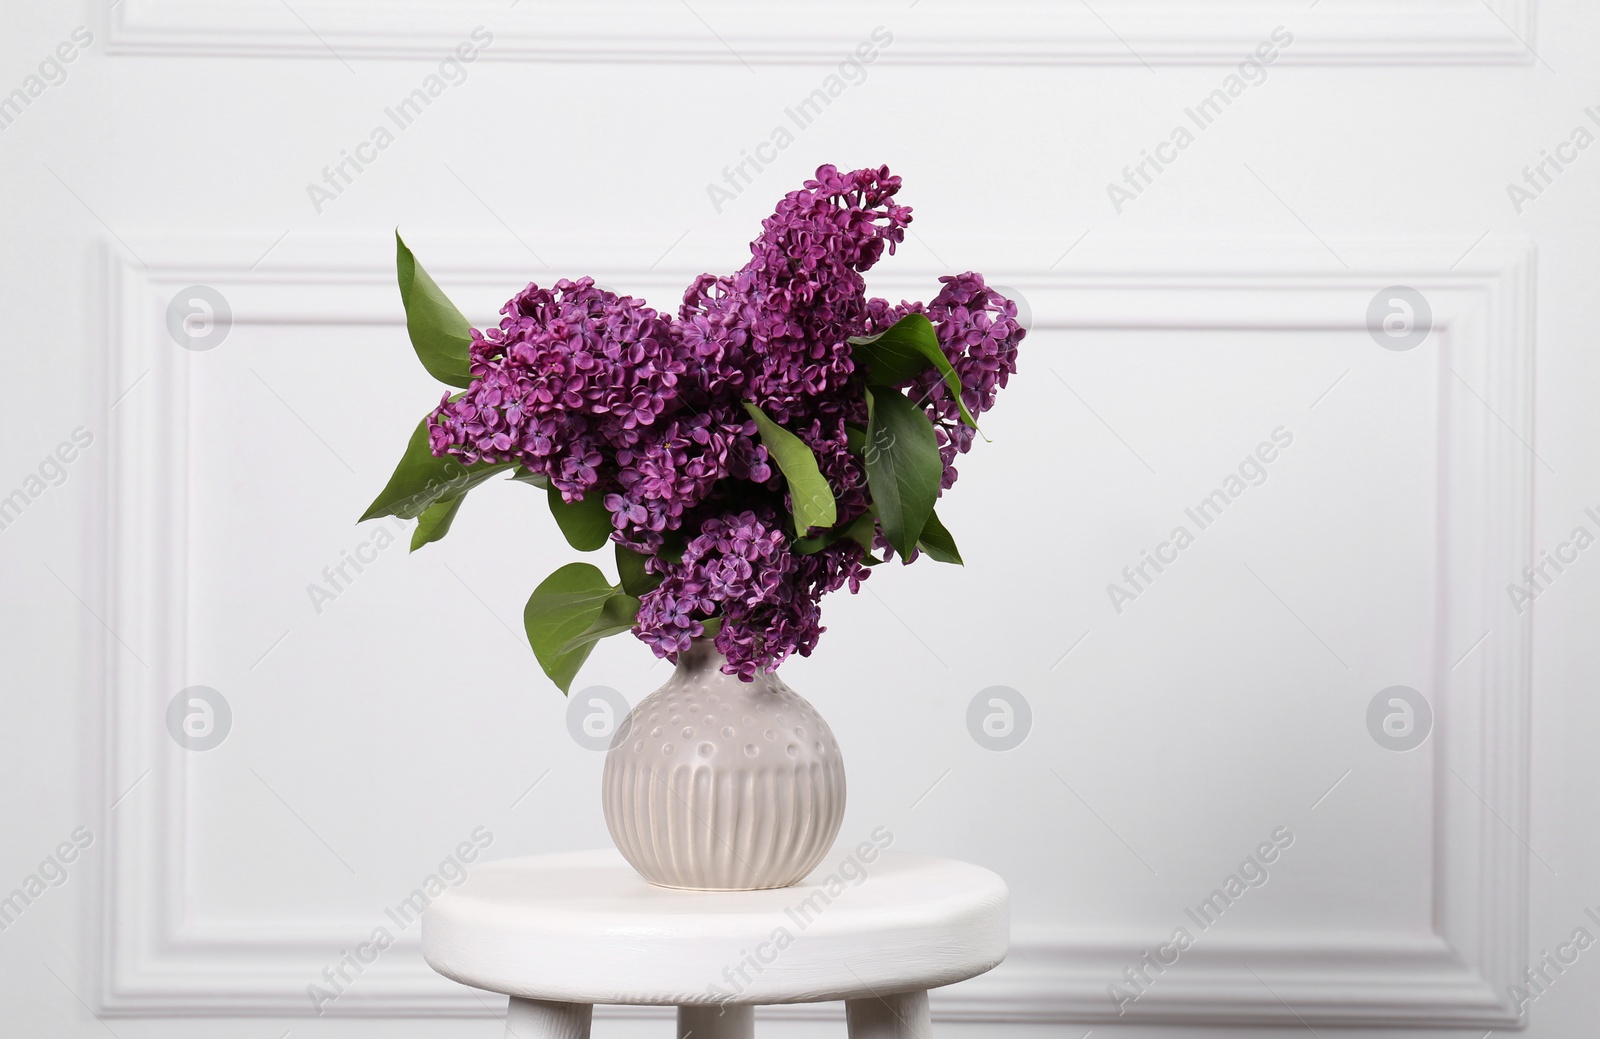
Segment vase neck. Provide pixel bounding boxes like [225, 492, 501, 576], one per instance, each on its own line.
[676, 638, 726, 674]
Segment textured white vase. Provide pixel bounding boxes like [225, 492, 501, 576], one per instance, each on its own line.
[602, 640, 846, 890]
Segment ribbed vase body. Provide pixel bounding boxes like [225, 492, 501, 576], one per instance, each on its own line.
[601, 641, 846, 890]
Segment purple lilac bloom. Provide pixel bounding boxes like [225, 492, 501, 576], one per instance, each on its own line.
[607, 412, 774, 552]
[424, 166, 1022, 678]
[864, 274, 1024, 491]
[427, 277, 688, 498]
[633, 509, 872, 677]
[679, 164, 911, 423]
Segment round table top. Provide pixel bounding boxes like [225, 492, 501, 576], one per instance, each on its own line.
[421, 848, 1009, 1006]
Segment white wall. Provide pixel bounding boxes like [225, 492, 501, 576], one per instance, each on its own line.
[3, 1, 1599, 1036]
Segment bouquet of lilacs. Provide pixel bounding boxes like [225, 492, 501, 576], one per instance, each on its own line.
[361, 165, 1023, 691]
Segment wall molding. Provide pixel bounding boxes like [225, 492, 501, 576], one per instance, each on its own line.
[99, 237, 1534, 1025]
[106, 0, 1539, 66]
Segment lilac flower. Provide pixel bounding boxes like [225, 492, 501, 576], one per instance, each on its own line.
[427, 277, 685, 499]
[422, 166, 1023, 678]
[867, 273, 1024, 490]
[680, 164, 911, 422]
[634, 510, 872, 676]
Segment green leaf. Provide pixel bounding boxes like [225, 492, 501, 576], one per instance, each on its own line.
[794, 531, 831, 555]
[511, 468, 550, 490]
[863, 386, 943, 560]
[839, 511, 881, 559]
[655, 531, 688, 565]
[359, 415, 511, 522]
[547, 485, 612, 552]
[559, 590, 642, 656]
[848, 313, 977, 428]
[916, 508, 963, 565]
[742, 402, 837, 534]
[410, 496, 464, 552]
[796, 510, 877, 558]
[700, 615, 723, 639]
[845, 424, 867, 454]
[396, 231, 474, 388]
[523, 563, 615, 694]
[615, 544, 662, 597]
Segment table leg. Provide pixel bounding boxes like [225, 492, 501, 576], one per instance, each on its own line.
[845, 990, 931, 1038]
[505, 997, 592, 1039]
[677, 1003, 754, 1038]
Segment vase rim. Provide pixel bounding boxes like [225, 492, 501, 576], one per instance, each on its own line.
[678, 637, 723, 667]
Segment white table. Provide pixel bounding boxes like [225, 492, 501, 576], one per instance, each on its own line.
[422, 849, 1009, 1038]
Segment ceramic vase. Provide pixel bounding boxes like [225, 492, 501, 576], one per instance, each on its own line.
[601, 639, 845, 890]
